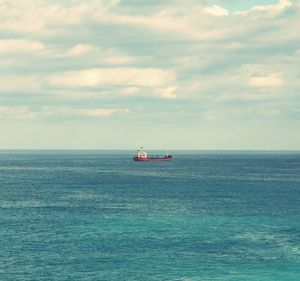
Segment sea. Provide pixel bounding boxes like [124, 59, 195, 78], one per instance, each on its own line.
[0, 151, 299, 281]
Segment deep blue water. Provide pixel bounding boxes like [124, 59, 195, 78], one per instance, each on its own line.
[0, 151, 299, 281]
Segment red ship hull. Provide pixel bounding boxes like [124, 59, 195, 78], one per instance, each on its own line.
[133, 156, 172, 161]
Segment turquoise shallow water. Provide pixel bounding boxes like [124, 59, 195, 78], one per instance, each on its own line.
[0, 151, 299, 280]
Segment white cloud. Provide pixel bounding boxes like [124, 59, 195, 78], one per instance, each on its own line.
[0, 106, 35, 119]
[0, 106, 128, 119]
[249, 75, 284, 87]
[252, 0, 292, 12]
[0, 1, 44, 33]
[0, 0, 118, 33]
[54, 44, 136, 66]
[0, 76, 41, 92]
[0, 39, 44, 54]
[0, 1, 50, 33]
[48, 67, 175, 88]
[2, 0, 192, 39]
[67, 44, 94, 56]
[3, 0, 291, 48]
[121, 85, 177, 99]
[102, 48, 136, 65]
[0, 0, 295, 45]
[62, 107, 128, 117]
[215, 92, 283, 102]
[0, 0, 299, 149]
[155, 86, 177, 99]
[122, 87, 140, 96]
[104, 54, 134, 65]
[226, 42, 245, 50]
[48, 67, 177, 99]
[204, 5, 229, 16]
[237, 0, 292, 14]
[92, 5, 226, 40]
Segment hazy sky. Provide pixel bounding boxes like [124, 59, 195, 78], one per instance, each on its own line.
[0, 0, 299, 149]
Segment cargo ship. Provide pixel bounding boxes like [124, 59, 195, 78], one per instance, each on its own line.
[133, 148, 172, 161]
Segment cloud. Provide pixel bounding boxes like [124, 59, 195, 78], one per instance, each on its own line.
[0, 0, 299, 149]
[1, 0, 292, 45]
[91, 3, 227, 40]
[122, 87, 140, 96]
[0, 1, 44, 33]
[0, 39, 44, 54]
[0, 76, 41, 92]
[120, 85, 177, 99]
[67, 44, 95, 56]
[0, 0, 115, 33]
[248, 75, 284, 87]
[204, 5, 229, 16]
[0, 106, 128, 119]
[248, 0, 292, 13]
[0, 1, 55, 33]
[0, 0, 295, 46]
[48, 67, 175, 89]
[101, 48, 136, 65]
[58, 107, 129, 117]
[61, 44, 136, 66]
[48, 67, 177, 99]
[104, 54, 134, 65]
[155, 86, 177, 99]
[215, 91, 284, 102]
[0, 106, 34, 119]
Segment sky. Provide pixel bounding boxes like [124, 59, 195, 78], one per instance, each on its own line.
[0, 0, 299, 150]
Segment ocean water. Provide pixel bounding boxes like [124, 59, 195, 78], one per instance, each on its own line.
[0, 151, 299, 281]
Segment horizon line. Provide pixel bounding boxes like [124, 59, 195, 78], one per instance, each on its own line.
[0, 149, 300, 152]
